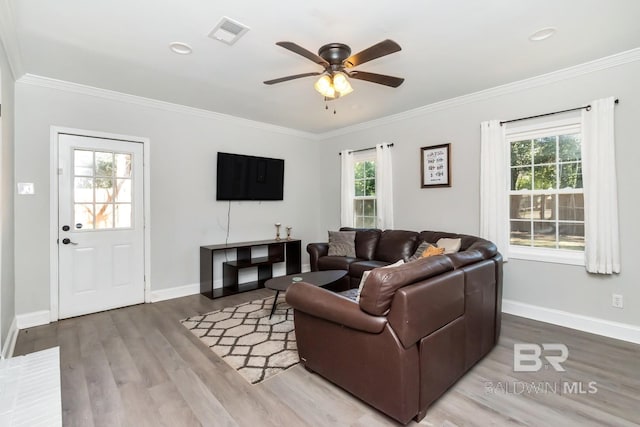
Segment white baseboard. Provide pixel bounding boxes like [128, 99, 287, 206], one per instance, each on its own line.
[502, 299, 640, 345]
[151, 266, 311, 303]
[1, 317, 19, 358]
[150, 282, 201, 302]
[16, 311, 51, 330]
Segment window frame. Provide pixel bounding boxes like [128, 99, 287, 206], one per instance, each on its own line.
[506, 117, 585, 266]
[353, 151, 377, 228]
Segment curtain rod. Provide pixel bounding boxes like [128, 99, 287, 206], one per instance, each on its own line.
[500, 99, 619, 126]
[338, 143, 394, 156]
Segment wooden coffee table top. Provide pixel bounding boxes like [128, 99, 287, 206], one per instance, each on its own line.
[264, 270, 347, 292]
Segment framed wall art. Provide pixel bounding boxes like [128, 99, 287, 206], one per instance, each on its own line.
[421, 143, 451, 188]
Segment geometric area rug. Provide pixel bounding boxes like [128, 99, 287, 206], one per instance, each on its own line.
[180, 295, 298, 385]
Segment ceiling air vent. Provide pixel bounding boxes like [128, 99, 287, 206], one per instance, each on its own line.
[209, 16, 250, 45]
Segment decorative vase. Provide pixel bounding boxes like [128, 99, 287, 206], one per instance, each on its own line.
[275, 223, 281, 241]
[286, 226, 292, 240]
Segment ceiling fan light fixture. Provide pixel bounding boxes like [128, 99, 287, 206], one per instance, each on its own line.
[314, 73, 353, 99]
[332, 72, 353, 95]
[314, 75, 336, 98]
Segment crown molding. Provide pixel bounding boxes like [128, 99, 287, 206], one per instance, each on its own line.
[16, 74, 320, 140]
[15, 47, 640, 140]
[319, 47, 640, 140]
[0, 0, 25, 79]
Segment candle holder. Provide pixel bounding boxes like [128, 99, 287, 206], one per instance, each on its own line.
[275, 223, 281, 241]
[286, 226, 292, 240]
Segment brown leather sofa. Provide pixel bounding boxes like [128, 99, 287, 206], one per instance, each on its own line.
[286, 229, 502, 424]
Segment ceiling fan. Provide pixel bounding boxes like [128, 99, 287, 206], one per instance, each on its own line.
[264, 39, 404, 99]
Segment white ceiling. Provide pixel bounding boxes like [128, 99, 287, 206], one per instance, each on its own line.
[5, 0, 640, 133]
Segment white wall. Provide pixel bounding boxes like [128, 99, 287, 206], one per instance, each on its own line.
[318, 59, 640, 328]
[0, 41, 16, 347]
[13, 81, 322, 315]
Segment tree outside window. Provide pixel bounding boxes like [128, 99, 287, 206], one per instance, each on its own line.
[509, 128, 584, 251]
[354, 158, 377, 228]
[74, 150, 133, 229]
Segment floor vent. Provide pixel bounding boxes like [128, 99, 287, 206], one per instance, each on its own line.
[0, 347, 62, 426]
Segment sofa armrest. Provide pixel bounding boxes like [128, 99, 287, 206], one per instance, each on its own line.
[307, 242, 329, 271]
[285, 282, 387, 334]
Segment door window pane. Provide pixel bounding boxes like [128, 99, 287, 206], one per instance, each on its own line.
[95, 204, 114, 229]
[74, 150, 94, 176]
[71, 148, 134, 231]
[74, 178, 93, 203]
[115, 153, 132, 177]
[115, 204, 132, 228]
[74, 204, 95, 230]
[116, 179, 132, 203]
[95, 152, 114, 176]
[95, 178, 114, 203]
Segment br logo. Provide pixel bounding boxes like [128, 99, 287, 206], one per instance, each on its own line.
[513, 343, 569, 372]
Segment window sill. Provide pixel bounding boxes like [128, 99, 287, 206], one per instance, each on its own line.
[509, 246, 585, 266]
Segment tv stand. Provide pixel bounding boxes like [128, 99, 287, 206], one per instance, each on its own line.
[200, 239, 301, 299]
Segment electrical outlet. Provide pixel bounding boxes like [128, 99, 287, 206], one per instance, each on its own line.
[612, 294, 624, 309]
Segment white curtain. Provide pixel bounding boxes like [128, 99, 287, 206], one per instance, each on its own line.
[582, 97, 620, 274]
[340, 150, 355, 227]
[480, 120, 509, 259]
[376, 143, 394, 229]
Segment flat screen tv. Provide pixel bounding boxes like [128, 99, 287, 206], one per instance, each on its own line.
[216, 152, 284, 201]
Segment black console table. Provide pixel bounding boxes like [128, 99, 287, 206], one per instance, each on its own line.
[200, 239, 301, 299]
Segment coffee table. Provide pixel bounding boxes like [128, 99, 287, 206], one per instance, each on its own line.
[264, 270, 347, 319]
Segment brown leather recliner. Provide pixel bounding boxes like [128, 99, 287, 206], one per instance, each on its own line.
[287, 230, 502, 424]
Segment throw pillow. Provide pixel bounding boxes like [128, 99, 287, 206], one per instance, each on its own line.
[408, 240, 433, 262]
[356, 259, 405, 302]
[327, 230, 356, 257]
[436, 237, 462, 254]
[422, 246, 445, 257]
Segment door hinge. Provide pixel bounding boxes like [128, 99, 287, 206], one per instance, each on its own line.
[58, 168, 63, 175]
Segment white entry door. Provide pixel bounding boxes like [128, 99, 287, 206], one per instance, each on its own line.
[58, 134, 145, 319]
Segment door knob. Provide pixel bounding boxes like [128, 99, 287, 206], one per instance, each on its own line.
[62, 238, 78, 245]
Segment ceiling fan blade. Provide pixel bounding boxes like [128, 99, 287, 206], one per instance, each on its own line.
[347, 71, 405, 88]
[344, 39, 402, 68]
[276, 41, 329, 67]
[263, 72, 322, 85]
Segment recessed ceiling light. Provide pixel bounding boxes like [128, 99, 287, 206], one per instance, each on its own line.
[169, 42, 193, 55]
[529, 27, 556, 42]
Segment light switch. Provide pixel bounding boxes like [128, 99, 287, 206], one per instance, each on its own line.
[17, 182, 35, 195]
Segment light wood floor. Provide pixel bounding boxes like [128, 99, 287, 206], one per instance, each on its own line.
[14, 289, 640, 427]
